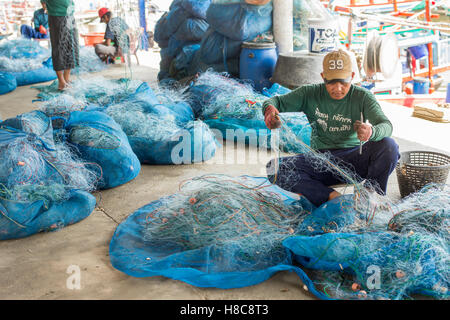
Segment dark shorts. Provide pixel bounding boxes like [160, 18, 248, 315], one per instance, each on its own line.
[48, 15, 79, 71]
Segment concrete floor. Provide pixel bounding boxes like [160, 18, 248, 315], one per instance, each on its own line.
[0, 62, 448, 300]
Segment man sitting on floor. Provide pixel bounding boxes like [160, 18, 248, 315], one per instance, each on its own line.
[94, 7, 130, 64]
[263, 49, 401, 207]
[20, 1, 49, 39]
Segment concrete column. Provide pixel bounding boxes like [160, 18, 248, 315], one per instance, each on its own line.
[273, 0, 293, 54]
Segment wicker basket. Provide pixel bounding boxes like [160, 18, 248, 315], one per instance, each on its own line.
[396, 151, 450, 198]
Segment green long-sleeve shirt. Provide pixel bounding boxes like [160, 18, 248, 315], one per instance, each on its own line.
[262, 83, 393, 150]
[43, 0, 74, 17]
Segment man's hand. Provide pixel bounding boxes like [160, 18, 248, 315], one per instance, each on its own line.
[354, 120, 372, 142]
[264, 105, 281, 129]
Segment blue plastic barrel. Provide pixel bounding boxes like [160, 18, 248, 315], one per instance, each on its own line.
[413, 77, 430, 94]
[446, 82, 450, 103]
[408, 44, 428, 59]
[239, 41, 277, 92]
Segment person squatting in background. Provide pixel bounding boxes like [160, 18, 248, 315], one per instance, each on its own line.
[263, 49, 400, 207]
[95, 7, 130, 64]
[44, 0, 79, 91]
[20, 0, 49, 39]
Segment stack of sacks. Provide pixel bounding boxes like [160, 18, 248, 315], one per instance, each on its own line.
[154, 0, 211, 81]
[188, 0, 273, 78]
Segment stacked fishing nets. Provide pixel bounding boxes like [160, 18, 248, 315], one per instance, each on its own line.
[0, 37, 56, 88]
[0, 110, 97, 239]
[105, 83, 218, 164]
[154, 0, 211, 80]
[110, 174, 315, 287]
[186, 70, 311, 153]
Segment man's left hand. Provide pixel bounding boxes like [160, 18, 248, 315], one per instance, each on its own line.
[354, 120, 372, 142]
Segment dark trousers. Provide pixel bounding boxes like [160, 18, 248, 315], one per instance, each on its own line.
[48, 15, 79, 71]
[20, 25, 49, 39]
[266, 137, 400, 207]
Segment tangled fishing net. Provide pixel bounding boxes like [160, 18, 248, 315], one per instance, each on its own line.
[187, 70, 311, 153]
[34, 76, 143, 105]
[0, 111, 98, 205]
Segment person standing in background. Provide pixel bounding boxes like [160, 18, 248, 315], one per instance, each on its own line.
[43, 0, 79, 90]
[20, 1, 49, 39]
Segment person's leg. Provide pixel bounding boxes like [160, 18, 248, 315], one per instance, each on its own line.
[95, 44, 116, 62]
[20, 25, 35, 39]
[266, 154, 343, 207]
[63, 69, 71, 85]
[55, 70, 67, 90]
[48, 16, 66, 90]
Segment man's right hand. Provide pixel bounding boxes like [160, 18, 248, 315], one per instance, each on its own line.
[264, 105, 281, 129]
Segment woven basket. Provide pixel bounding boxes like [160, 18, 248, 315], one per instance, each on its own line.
[396, 151, 450, 198]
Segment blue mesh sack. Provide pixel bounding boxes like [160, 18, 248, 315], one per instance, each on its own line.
[186, 74, 311, 152]
[62, 110, 141, 189]
[173, 18, 209, 42]
[167, 36, 197, 59]
[106, 98, 216, 164]
[0, 112, 97, 240]
[0, 72, 17, 95]
[181, 0, 212, 19]
[282, 186, 450, 300]
[284, 231, 449, 300]
[199, 28, 242, 64]
[206, 2, 273, 41]
[154, 4, 191, 43]
[174, 44, 201, 70]
[11, 58, 57, 86]
[0, 190, 96, 240]
[109, 174, 329, 298]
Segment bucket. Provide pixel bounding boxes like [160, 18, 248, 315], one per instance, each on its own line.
[408, 44, 428, 60]
[239, 41, 277, 92]
[81, 33, 105, 46]
[413, 77, 430, 94]
[307, 18, 338, 54]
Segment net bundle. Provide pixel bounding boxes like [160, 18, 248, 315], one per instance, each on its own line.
[142, 174, 309, 272]
[0, 111, 98, 205]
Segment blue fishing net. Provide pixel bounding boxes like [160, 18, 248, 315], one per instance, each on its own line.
[284, 184, 450, 300]
[54, 110, 141, 189]
[34, 76, 218, 165]
[0, 111, 97, 240]
[0, 72, 17, 95]
[205, 1, 273, 41]
[109, 174, 328, 298]
[186, 70, 311, 153]
[105, 86, 218, 165]
[180, 0, 212, 19]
